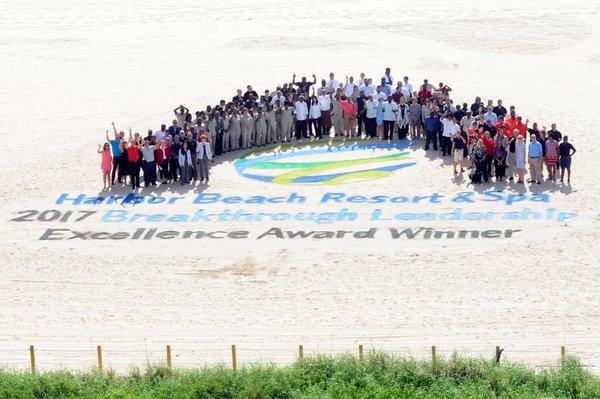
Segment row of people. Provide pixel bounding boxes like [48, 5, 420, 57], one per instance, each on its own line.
[97, 68, 575, 189]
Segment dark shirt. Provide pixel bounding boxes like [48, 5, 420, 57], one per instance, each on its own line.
[168, 125, 181, 138]
[453, 109, 466, 121]
[470, 102, 482, 115]
[232, 95, 244, 104]
[452, 136, 465, 150]
[493, 105, 507, 117]
[187, 140, 197, 155]
[559, 142, 575, 157]
[243, 90, 258, 102]
[170, 142, 181, 159]
[356, 96, 366, 114]
[424, 115, 441, 132]
[483, 124, 496, 138]
[294, 81, 314, 93]
[548, 129, 562, 141]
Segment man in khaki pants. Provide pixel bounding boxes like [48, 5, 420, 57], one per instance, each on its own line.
[528, 134, 543, 184]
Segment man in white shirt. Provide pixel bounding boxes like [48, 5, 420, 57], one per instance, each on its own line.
[373, 86, 387, 101]
[356, 72, 366, 87]
[381, 67, 394, 85]
[344, 75, 356, 98]
[440, 113, 460, 157]
[270, 90, 286, 105]
[382, 98, 398, 140]
[403, 76, 413, 96]
[318, 89, 333, 136]
[360, 78, 375, 96]
[326, 72, 339, 94]
[365, 95, 377, 138]
[294, 95, 309, 139]
[154, 124, 167, 141]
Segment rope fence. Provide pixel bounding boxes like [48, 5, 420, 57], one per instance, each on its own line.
[2, 344, 598, 373]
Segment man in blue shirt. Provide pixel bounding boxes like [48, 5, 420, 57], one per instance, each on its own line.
[483, 106, 498, 125]
[424, 111, 441, 151]
[108, 122, 125, 185]
[528, 134, 543, 184]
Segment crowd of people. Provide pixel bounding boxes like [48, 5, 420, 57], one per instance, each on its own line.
[98, 68, 576, 190]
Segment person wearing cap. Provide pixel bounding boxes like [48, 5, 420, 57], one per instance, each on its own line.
[527, 133, 543, 184]
[451, 130, 466, 174]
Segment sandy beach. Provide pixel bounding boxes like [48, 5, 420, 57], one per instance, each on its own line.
[1, 0, 599, 372]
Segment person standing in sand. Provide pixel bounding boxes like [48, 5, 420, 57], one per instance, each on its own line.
[197, 134, 212, 183]
[174, 104, 190, 127]
[545, 133, 560, 182]
[451, 130, 466, 175]
[558, 136, 576, 183]
[308, 96, 322, 138]
[316, 88, 333, 137]
[240, 107, 253, 149]
[265, 105, 277, 143]
[514, 135, 527, 184]
[228, 109, 241, 151]
[97, 140, 112, 190]
[254, 107, 267, 145]
[281, 103, 294, 142]
[331, 95, 344, 136]
[527, 133, 543, 184]
[178, 141, 192, 185]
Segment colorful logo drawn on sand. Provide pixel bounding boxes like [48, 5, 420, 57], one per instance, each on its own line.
[235, 140, 417, 185]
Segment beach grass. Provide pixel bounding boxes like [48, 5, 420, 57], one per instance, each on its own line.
[0, 352, 599, 398]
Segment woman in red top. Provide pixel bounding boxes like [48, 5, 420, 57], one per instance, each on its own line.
[126, 137, 141, 189]
[482, 131, 495, 179]
[155, 139, 171, 183]
[338, 95, 357, 137]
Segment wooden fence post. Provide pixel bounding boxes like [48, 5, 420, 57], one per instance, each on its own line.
[561, 346, 566, 362]
[298, 345, 304, 359]
[358, 344, 364, 360]
[431, 345, 437, 362]
[166, 345, 172, 368]
[231, 345, 237, 371]
[29, 345, 36, 373]
[96, 345, 103, 372]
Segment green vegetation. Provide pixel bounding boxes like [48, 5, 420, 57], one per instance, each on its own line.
[1, 353, 598, 398]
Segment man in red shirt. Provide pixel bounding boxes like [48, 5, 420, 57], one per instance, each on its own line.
[418, 84, 432, 100]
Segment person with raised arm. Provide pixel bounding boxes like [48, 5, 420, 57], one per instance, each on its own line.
[292, 73, 316, 96]
[108, 122, 125, 185]
[173, 105, 190, 127]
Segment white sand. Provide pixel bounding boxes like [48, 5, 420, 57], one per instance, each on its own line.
[1, 0, 599, 372]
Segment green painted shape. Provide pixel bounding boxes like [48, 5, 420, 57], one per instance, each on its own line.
[252, 152, 410, 170]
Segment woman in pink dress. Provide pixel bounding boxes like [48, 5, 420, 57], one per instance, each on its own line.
[98, 139, 113, 189]
[545, 135, 559, 181]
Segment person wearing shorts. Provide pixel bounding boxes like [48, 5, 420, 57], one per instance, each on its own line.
[451, 132, 466, 174]
[558, 136, 576, 183]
